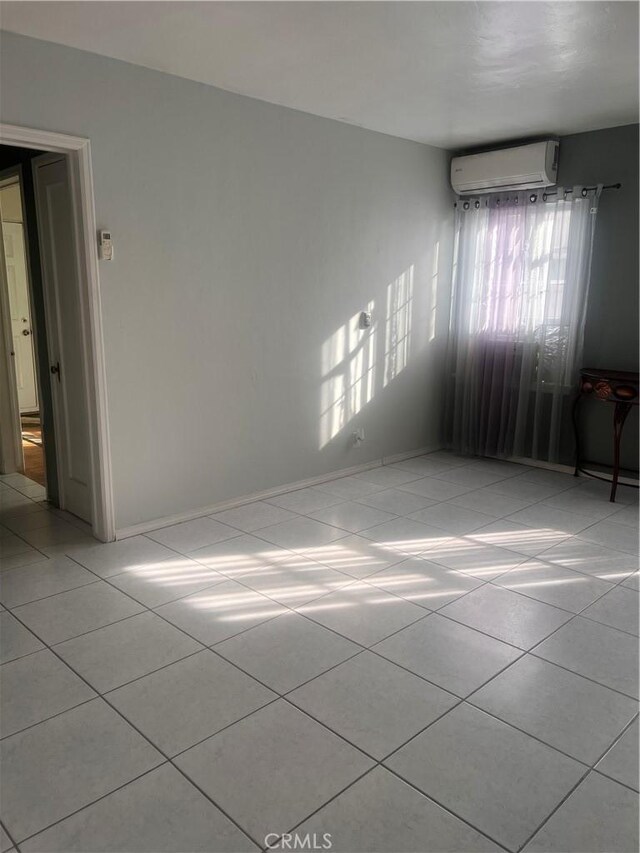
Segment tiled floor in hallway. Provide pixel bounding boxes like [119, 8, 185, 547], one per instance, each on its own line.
[0, 454, 638, 852]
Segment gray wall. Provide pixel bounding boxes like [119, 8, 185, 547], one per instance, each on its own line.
[0, 32, 453, 530]
[559, 124, 639, 471]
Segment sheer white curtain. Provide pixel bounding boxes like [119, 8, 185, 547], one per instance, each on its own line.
[446, 185, 601, 463]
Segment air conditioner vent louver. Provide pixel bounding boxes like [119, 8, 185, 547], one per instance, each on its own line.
[451, 141, 559, 196]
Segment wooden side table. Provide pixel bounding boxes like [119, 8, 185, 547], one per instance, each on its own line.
[572, 368, 639, 502]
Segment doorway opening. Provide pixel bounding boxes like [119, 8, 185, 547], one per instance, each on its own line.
[1, 168, 46, 490]
[0, 126, 115, 541]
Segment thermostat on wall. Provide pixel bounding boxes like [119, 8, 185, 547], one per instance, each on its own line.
[98, 230, 113, 261]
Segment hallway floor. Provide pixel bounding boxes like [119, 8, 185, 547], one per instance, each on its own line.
[0, 453, 638, 853]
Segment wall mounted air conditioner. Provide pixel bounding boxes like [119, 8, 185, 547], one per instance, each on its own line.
[450, 140, 559, 195]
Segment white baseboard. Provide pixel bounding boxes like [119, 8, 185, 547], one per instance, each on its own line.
[115, 443, 442, 540]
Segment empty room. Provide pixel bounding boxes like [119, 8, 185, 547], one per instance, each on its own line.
[0, 2, 638, 852]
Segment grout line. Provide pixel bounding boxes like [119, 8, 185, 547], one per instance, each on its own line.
[2, 455, 637, 850]
[514, 766, 593, 853]
[13, 763, 170, 849]
[2, 606, 263, 851]
[0, 695, 98, 742]
[0, 818, 20, 853]
[0, 577, 103, 610]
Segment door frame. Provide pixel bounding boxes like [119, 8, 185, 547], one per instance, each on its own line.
[0, 123, 115, 542]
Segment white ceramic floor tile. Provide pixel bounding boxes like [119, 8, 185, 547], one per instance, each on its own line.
[155, 580, 287, 645]
[255, 516, 347, 551]
[106, 556, 226, 608]
[595, 718, 639, 791]
[609, 503, 640, 528]
[314, 476, 385, 500]
[622, 572, 640, 591]
[361, 517, 453, 557]
[209, 501, 298, 532]
[354, 488, 436, 516]
[571, 479, 638, 506]
[421, 451, 470, 467]
[267, 487, 344, 513]
[299, 534, 406, 578]
[147, 517, 241, 553]
[287, 767, 501, 852]
[0, 557, 97, 608]
[432, 466, 507, 488]
[306, 501, 397, 533]
[470, 519, 571, 557]
[515, 469, 578, 489]
[577, 519, 639, 555]
[398, 477, 473, 500]
[0, 531, 34, 558]
[3, 511, 77, 535]
[12, 582, 145, 645]
[460, 459, 530, 478]
[21, 764, 258, 852]
[581, 585, 639, 635]
[2, 458, 636, 853]
[387, 703, 584, 852]
[216, 612, 360, 693]
[68, 536, 178, 579]
[424, 539, 526, 579]
[175, 700, 374, 842]
[534, 617, 639, 698]
[107, 650, 275, 756]
[249, 557, 358, 607]
[0, 699, 162, 842]
[524, 772, 639, 853]
[409, 503, 496, 534]
[441, 584, 571, 650]
[542, 489, 625, 521]
[507, 504, 596, 535]
[55, 611, 202, 693]
[355, 467, 423, 488]
[0, 649, 95, 738]
[187, 533, 290, 578]
[0, 825, 12, 853]
[485, 477, 573, 502]
[492, 559, 614, 613]
[389, 456, 457, 476]
[297, 581, 426, 647]
[470, 655, 638, 764]
[365, 557, 482, 609]
[289, 651, 457, 759]
[540, 537, 639, 582]
[374, 613, 521, 697]
[0, 549, 48, 573]
[19, 523, 94, 550]
[0, 611, 44, 663]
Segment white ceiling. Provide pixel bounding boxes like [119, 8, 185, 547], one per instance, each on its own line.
[1, 1, 638, 149]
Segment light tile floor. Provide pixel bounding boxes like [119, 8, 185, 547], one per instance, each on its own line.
[0, 453, 638, 853]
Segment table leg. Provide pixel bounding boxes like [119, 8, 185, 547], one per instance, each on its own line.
[611, 402, 632, 502]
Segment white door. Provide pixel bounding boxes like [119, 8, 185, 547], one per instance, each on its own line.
[33, 155, 92, 523]
[2, 220, 39, 412]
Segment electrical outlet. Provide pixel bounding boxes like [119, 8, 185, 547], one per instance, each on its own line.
[352, 428, 365, 445]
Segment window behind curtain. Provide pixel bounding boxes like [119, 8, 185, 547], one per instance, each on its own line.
[446, 186, 601, 463]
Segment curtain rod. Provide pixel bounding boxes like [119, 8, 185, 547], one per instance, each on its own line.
[454, 183, 622, 206]
[543, 182, 622, 197]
